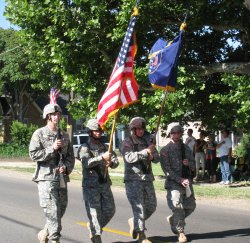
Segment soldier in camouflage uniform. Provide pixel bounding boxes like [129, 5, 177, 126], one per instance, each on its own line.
[29, 104, 75, 243]
[120, 117, 159, 243]
[78, 118, 119, 243]
[160, 124, 196, 243]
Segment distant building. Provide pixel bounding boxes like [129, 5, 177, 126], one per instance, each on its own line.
[0, 93, 72, 143]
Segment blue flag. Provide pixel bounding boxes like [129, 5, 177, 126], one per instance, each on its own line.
[148, 30, 183, 91]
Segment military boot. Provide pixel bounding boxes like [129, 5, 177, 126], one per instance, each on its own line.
[166, 215, 178, 234]
[178, 232, 187, 243]
[138, 231, 152, 243]
[37, 229, 48, 243]
[91, 235, 102, 243]
[128, 217, 138, 239]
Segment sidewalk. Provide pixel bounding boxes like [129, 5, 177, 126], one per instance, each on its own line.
[0, 159, 35, 168]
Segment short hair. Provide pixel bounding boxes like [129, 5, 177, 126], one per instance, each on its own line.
[200, 131, 206, 137]
[187, 128, 193, 133]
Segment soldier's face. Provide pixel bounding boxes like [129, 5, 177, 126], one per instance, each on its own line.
[92, 130, 102, 139]
[49, 112, 61, 124]
[170, 131, 182, 142]
[134, 128, 145, 137]
[221, 131, 229, 138]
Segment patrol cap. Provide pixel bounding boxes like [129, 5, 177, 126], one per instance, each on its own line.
[129, 117, 146, 130]
[86, 118, 101, 131]
[167, 122, 183, 135]
[43, 103, 62, 119]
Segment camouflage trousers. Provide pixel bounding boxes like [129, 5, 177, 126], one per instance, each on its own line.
[166, 185, 196, 233]
[125, 180, 157, 232]
[37, 180, 68, 241]
[83, 183, 115, 236]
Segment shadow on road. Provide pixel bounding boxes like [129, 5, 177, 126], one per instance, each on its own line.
[113, 227, 250, 242]
[0, 214, 83, 243]
[113, 235, 177, 243]
[189, 228, 250, 240]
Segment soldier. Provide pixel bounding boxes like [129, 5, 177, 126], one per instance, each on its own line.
[78, 118, 119, 243]
[120, 117, 159, 243]
[160, 124, 196, 243]
[29, 103, 75, 243]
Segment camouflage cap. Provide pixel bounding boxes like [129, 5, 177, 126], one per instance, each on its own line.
[86, 118, 100, 131]
[129, 117, 146, 130]
[43, 103, 62, 119]
[167, 122, 183, 135]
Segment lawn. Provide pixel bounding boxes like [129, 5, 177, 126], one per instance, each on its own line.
[1, 160, 250, 201]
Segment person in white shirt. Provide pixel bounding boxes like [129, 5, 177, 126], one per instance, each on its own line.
[216, 129, 232, 185]
[185, 129, 196, 154]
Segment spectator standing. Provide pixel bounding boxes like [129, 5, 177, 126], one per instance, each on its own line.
[29, 103, 75, 243]
[194, 131, 207, 181]
[185, 128, 196, 155]
[160, 124, 196, 243]
[120, 117, 159, 243]
[206, 134, 217, 183]
[217, 129, 232, 185]
[78, 118, 119, 243]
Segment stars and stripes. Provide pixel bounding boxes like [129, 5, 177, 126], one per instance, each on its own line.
[50, 87, 60, 104]
[97, 16, 139, 128]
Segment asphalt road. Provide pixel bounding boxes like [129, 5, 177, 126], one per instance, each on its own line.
[0, 169, 250, 243]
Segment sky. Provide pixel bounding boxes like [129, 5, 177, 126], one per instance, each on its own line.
[0, 0, 12, 29]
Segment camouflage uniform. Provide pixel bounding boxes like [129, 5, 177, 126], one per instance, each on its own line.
[160, 139, 196, 234]
[120, 128, 159, 234]
[79, 135, 119, 238]
[29, 104, 75, 243]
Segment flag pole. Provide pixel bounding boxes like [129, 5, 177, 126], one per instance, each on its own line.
[152, 90, 168, 145]
[104, 110, 119, 179]
[108, 112, 118, 154]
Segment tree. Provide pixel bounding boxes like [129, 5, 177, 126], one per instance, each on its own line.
[0, 28, 37, 122]
[4, 0, 250, 131]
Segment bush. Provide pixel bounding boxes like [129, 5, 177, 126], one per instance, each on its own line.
[10, 121, 38, 147]
[0, 143, 29, 158]
[234, 133, 250, 166]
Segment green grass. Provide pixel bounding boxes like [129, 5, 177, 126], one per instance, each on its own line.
[193, 183, 250, 199]
[1, 163, 250, 201]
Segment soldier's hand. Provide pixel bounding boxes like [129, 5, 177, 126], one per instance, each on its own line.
[146, 144, 155, 154]
[55, 166, 66, 174]
[58, 166, 66, 174]
[53, 138, 64, 150]
[104, 160, 112, 168]
[102, 151, 111, 161]
[183, 159, 189, 166]
[181, 178, 190, 187]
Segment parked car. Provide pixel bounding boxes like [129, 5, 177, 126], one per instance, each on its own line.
[73, 132, 110, 158]
[73, 133, 88, 158]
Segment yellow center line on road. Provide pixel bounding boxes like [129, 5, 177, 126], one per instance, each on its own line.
[76, 221, 130, 237]
[76, 221, 169, 243]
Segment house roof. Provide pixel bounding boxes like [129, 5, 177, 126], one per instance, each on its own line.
[35, 94, 70, 116]
[0, 93, 70, 118]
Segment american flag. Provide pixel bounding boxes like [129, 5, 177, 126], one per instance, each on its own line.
[50, 87, 60, 104]
[97, 16, 138, 128]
